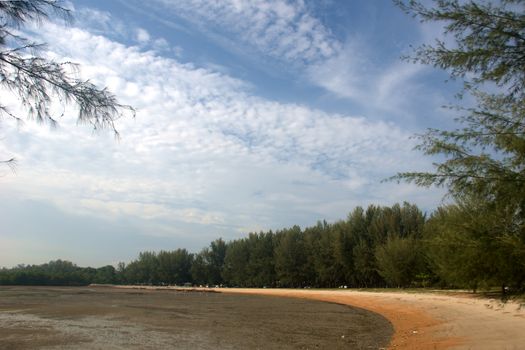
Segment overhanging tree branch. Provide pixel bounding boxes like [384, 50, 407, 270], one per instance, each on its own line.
[0, 0, 134, 165]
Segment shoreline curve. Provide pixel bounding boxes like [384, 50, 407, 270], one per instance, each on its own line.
[214, 288, 454, 349]
[110, 286, 525, 349]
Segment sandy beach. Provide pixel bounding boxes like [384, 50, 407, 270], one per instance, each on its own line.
[213, 288, 525, 349]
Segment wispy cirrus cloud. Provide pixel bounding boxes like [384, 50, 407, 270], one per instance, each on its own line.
[149, 0, 341, 64]
[117, 0, 453, 127]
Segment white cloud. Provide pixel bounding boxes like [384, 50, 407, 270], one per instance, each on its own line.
[307, 38, 370, 100]
[125, 0, 448, 125]
[1, 20, 444, 243]
[75, 7, 128, 39]
[148, 0, 341, 65]
[135, 27, 151, 43]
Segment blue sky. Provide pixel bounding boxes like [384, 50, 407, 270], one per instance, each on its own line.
[0, 0, 459, 267]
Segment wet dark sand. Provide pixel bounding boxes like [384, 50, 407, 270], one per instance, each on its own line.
[0, 286, 392, 349]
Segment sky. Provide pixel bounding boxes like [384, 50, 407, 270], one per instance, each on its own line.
[0, 0, 460, 267]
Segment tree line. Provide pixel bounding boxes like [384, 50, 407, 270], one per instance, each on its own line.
[1, 1, 524, 295]
[2, 201, 524, 293]
[0, 259, 117, 286]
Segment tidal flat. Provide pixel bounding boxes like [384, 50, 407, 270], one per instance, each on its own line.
[0, 286, 392, 349]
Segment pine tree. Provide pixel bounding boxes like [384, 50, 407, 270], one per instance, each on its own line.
[394, 0, 525, 291]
